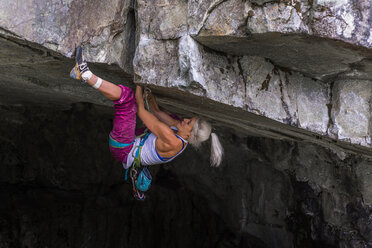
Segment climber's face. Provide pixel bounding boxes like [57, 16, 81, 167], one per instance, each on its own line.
[176, 117, 197, 138]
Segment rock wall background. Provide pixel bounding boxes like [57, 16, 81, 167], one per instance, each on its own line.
[134, 0, 372, 150]
[1, 0, 372, 247]
[2, 0, 372, 153]
[1, 104, 371, 248]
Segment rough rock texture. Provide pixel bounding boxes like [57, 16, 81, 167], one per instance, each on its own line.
[1, 0, 372, 248]
[133, 0, 372, 151]
[0, 34, 131, 108]
[134, 34, 372, 154]
[0, 105, 372, 248]
[0, 0, 136, 73]
[0, 105, 231, 248]
[1, 0, 372, 152]
[330, 80, 372, 146]
[193, 0, 372, 80]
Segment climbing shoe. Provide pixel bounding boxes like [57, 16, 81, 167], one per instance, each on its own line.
[69, 45, 90, 81]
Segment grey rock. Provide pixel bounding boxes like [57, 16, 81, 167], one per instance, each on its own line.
[137, 0, 188, 39]
[250, 0, 279, 5]
[241, 56, 297, 124]
[198, 0, 248, 36]
[246, 1, 311, 34]
[1, 0, 372, 152]
[1, 85, 372, 247]
[135, 35, 332, 139]
[355, 161, 372, 206]
[0, 0, 135, 73]
[296, 75, 330, 134]
[193, 0, 372, 81]
[330, 79, 372, 146]
[134, 35, 247, 107]
[133, 36, 180, 87]
[1, 1, 372, 247]
[187, 0, 225, 35]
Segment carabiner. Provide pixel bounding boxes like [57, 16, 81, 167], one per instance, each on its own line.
[130, 167, 137, 179]
[144, 87, 151, 94]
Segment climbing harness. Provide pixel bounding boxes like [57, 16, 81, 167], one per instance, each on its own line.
[125, 131, 152, 200]
[109, 135, 134, 148]
[108, 87, 158, 200]
[124, 87, 153, 200]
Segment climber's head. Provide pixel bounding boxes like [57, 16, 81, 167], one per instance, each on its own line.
[177, 118, 223, 167]
[187, 118, 211, 147]
[188, 118, 223, 167]
[176, 117, 198, 140]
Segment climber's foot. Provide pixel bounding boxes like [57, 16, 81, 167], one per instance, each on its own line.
[69, 63, 82, 80]
[69, 46, 89, 81]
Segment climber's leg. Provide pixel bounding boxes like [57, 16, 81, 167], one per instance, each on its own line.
[70, 46, 137, 163]
[70, 46, 121, 100]
[109, 85, 137, 163]
[85, 74, 122, 101]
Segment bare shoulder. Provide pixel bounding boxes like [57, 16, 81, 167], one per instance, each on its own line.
[155, 132, 183, 154]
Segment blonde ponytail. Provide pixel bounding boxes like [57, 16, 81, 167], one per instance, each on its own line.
[210, 133, 223, 167]
[189, 119, 224, 167]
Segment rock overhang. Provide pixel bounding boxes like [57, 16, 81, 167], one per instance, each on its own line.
[1, 0, 372, 158]
[1, 31, 371, 160]
[133, 0, 372, 154]
[134, 34, 372, 153]
[0, 32, 131, 108]
[188, 0, 372, 81]
[2, 1, 372, 246]
[194, 33, 372, 81]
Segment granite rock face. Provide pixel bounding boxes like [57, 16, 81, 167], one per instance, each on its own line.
[0, 0, 136, 74]
[133, 0, 372, 152]
[134, 36, 330, 133]
[192, 0, 372, 80]
[1, 0, 372, 248]
[330, 79, 372, 146]
[1, 0, 372, 152]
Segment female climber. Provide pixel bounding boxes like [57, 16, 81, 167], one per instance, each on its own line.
[69, 46, 223, 197]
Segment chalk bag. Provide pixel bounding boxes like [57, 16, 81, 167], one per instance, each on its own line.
[136, 167, 152, 192]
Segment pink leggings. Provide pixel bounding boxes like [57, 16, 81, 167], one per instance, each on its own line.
[109, 85, 137, 163]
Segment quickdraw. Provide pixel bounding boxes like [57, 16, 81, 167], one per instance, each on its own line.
[143, 87, 152, 113]
[125, 87, 153, 201]
[125, 131, 151, 200]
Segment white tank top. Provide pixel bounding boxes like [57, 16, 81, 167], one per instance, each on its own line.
[124, 127, 188, 169]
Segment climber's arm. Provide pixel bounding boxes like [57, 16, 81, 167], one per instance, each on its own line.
[135, 86, 178, 148]
[146, 93, 179, 127]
